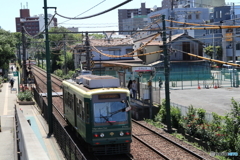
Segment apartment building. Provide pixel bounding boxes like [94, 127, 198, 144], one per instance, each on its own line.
[15, 9, 57, 36]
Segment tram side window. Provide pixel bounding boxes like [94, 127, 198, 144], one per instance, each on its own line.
[68, 93, 73, 110]
[76, 98, 79, 116]
[77, 99, 82, 118]
[82, 101, 85, 122]
[68, 93, 71, 107]
[85, 102, 90, 123]
[64, 91, 68, 105]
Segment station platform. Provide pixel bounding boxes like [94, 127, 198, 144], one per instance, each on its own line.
[0, 69, 64, 160]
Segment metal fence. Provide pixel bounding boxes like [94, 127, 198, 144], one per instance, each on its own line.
[33, 88, 86, 160]
[93, 70, 239, 123]
[171, 102, 214, 122]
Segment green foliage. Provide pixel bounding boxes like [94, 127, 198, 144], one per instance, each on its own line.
[154, 100, 166, 123]
[54, 69, 63, 77]
[17, 91, 33, 101]
[48, 27, 80, 72]
[149, 100, 181, 129]
[144, 119, 164, 128]
[204, 45, 222, 59]
[171, 107, 181, 128]
[0, 29, 17, 71]
[56, 50, 74, 71]
[17, 92, 25, 101]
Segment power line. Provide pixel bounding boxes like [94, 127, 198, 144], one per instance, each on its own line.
[55, 0, 132, 20]
[59, 0, 107, 24]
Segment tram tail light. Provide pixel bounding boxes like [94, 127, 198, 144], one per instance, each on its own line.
[94, 134, 99, 138]
[125, 132, 130, 135]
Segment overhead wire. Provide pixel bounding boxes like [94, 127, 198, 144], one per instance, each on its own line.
[172, 48, 240, 67]
[24, 13, 57, 39]
[92, 45, 163, 58]
[59, 0, 107, 24]
[55, 0, 132, 20]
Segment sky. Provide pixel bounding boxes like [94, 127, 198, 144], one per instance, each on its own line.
[0, 0, 240, 33]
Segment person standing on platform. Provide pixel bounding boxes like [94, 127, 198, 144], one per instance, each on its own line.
[10, 78, 14, 89]
[127, 79, 133, 98]
[132, 80, 137, 99]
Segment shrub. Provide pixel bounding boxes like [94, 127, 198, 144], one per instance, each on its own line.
[171, 107, 181, 128]
[24, 91, 32, 101]
[17, 91, 33, 101]
[154, 100, 166, 123]
[17, 92, 25, 101]
[54, 69, 63, 77]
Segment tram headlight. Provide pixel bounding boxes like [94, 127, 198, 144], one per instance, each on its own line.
[100, 133, 104, 138]
[120, 131, 124, 136]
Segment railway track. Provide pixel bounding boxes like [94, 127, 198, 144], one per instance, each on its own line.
[132, 119, 205, 160]
[31, 66, 62, 93]
[31, 66, 66, 125]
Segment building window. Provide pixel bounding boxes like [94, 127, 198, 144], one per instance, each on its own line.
[196, 14, 200, 19]
[188, 14, 192, 19]
[236, 43, 240, 50]
[220, 11, 222, 18]
[109, 49, 121, 59]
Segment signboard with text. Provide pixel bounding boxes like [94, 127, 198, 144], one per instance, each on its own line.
[13, 71, 18, 76]
[132, 66, 153, 72]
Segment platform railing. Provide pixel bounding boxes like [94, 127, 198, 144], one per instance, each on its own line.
[33, 88, 86, 160]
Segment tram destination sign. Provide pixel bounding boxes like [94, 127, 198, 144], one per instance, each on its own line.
[132, 66, 152, 72]
[98, 94, 120, 100]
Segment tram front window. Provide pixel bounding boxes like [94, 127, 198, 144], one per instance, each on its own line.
[94, 101, 128, 125]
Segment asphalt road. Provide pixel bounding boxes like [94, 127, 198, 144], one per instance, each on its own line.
[159, 86, 240, 116]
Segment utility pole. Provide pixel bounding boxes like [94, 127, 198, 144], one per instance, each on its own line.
[63, 34, 67, 75]
[99, 52, 102, 76]
[221, 21, 227, 62]
[85, 32, 91, 70]
[232, 3, 237, 87]
[212, 29, 215, 60]
[162, 15, 172, 132]
[43, 0, 54, 137]
[21, 22, 27, 90]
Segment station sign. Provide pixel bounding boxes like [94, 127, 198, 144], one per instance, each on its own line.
[13, 71, 18, 76]
[132, 66, 153, 72]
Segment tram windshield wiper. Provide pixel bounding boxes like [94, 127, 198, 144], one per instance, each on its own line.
[109, 100, 131, 116]
[100, 114, 113, 125]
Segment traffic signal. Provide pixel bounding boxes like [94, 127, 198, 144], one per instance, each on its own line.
[90, 60, 94, 69]
[159, 77, 163, 88]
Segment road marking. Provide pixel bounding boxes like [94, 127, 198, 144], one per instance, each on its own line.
[3, 84, 8, 115]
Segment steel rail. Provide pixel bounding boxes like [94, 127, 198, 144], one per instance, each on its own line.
[132, 119, 205, 160]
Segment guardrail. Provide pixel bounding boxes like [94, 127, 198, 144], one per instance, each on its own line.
[15, 104, 49, 160]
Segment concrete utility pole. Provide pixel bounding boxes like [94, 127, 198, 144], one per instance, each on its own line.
[85, 32, 91, 70]
[63, 34, 67, 75]
[221, 21, 227, 62]
[21, 22, 27, 89]
[232, 3, 237, 87]
[162, 15, 172, 132]
[43, 0, 54, 137]
[212, 29, 215, 60]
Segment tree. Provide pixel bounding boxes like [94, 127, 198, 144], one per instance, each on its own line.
[56, 50, 74, 71]
[204, 45, 222, 60]
[0, 29, 17, 76]
[48, 26, 82, 72]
